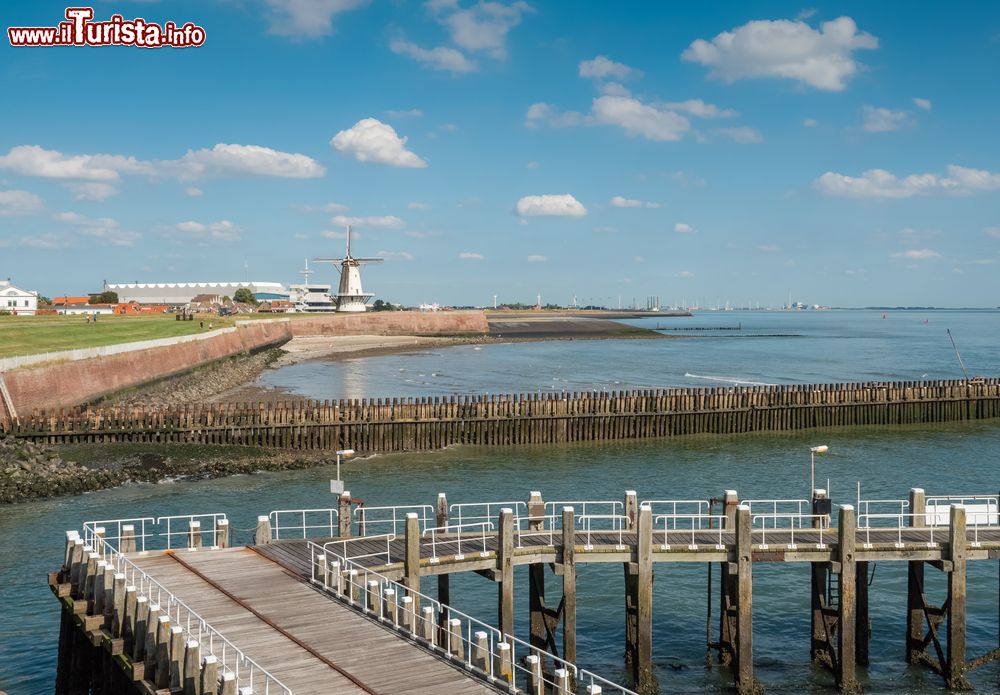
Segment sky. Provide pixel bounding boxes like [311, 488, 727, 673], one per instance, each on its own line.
[1, 1, 999, 308]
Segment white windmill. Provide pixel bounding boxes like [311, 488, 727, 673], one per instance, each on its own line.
[314, 227, 384, 312]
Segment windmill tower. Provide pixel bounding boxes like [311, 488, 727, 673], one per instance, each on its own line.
[314, 227, 384, 312]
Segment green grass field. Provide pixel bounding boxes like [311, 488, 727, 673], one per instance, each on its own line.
[0, 314, 238, 359]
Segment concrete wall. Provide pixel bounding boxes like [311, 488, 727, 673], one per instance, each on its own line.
[287, 310, 489, 336]
[3, 320, 291, 412]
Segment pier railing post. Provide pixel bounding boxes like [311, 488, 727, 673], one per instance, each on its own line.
[339, 491, 353, 538]
[635, 504, 655, 693]
[404, 512, 421, 614]
[497, 508, 514, 638]
[254, 516, 272, 545]
[215, 518, 230, 549]
[906, 488, 926, 663]
[436, 492, 451, 639]
[837, 505, 860, 692]
[946, 504, 970, 690]
[528, 488, 548, 659]
[811, 489, 831, 665]
[561, 506, 577, 666]
[718, 490, 739, 666]
[735, 504, 759, 695]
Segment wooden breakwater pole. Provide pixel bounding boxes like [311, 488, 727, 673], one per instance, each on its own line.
[7, 378, 1000, 451]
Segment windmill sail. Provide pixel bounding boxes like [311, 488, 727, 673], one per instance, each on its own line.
[313, 227, 384, 312]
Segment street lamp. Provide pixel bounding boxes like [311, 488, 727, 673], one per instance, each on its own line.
[330, 448, 355, 494]
[809, 445, 829, 497]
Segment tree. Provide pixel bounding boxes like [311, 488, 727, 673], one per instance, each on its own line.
[233, 288, 257, 305]
[90, 290, 118, 304]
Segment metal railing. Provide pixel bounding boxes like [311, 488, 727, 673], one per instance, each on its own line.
[744, 498, 812, 517]
[310, 541, 637, 695]
[157, 514, 227, 549]
[856, 497, 909, 518]
[926, 496, 999, 527]
[577, 513, 629, 550]
[82, 517, 156, 553]
[753, 514, 830, 549]
[857, 512, 943, 548]
[323, 534, 397, 565]
[268, 508, 339, 540]
[656, 514, 726, 549]
[356, 504, 435, 536]
[422, 522, 494, 562]
[641, 499, 709, 516]
[83, 515, 227, 554]
[544, 500, 622, 520]
[450, 501, 527, 528]
[83, 529, 291, 694]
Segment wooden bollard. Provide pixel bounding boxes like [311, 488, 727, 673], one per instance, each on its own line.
[132, 597, 149, 661]
[68, 538, 84, 592]
[338, 492, 353, 538]
[366, 580, 379, 613]
[553, 667, 571, 694]
[122, 585, 138, 652]
[404, 513, 421, 612]
[448, 618, 464, 659]
[525, 654, 543, 695]
[313, 554, 327, 584]
[219, 672, 236, 695]
[399, 596, 414, 632]
[215, 519, 230, 549]
[83, 552, 99, 605]
[182, 639, 200, 695]
[94, 526, 106, 555]
[168, 625, 185, 688]
[497, 508, 514, 637]
[471, 631, 489, 672]
[624, 490, 638, 529]
[93, 561, 109, 615]
[188, 520, 202, 550]
[527, 490, 545, 530]
[328, 560, 341, 593]
[99, 566, 115, 623]
[154, 615, 172, 689]
[111, 573, 126, 637]
[494, 641, 513, 684]
[254, 516, 272, 545]
[585, 685, 602, 694]
[836, 505, 859, 693]
[63, 530, 80, 571]
[144, 604, 161, 678]
[382, 587, 396, 624]
[74, 544, 92, 598]
[120, 524, 137, 554]
[420, 606, 435, 643]
[200, 655, 219, 695]
[343, 569, 359, 602]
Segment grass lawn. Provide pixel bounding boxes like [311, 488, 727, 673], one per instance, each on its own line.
[0, 313, 238, 359]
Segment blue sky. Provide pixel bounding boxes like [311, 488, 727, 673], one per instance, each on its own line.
[1, 1, 998, 307]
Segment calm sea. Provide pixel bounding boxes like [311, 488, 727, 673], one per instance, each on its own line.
[2, 310, 998, 694]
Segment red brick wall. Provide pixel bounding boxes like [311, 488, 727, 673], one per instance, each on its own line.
[287, 311, 489, 336]
[4, 321, 291, 412]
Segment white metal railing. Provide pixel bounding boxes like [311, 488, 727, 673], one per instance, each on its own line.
[310, 541, 637, 695]
[578, 513, 629, 550]
[857, 512, 945, 548]
[753, 514, 830, 549]
[926, 496, 999, 527]
[82, 517, 156, 553]
[84, 531, 291, 694]
[323, 534, 397, 565]
[356, 504, 435, 536]
[744, 499, 812, 518]
[641, 499, 709, 517]
[422, 522, 494, 562]
[656, 514, 726, 549]
[157, 514, 227, 549]
[515, 513, 562, 548]
[82, 515, 227, 554]
[544, 500, 622, 520]
[856, 498, 909, 519]
[268, 508, 339, 540]
[450, 501, 527, 528]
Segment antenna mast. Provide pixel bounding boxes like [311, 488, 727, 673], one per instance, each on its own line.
[947, 329, 970, 381]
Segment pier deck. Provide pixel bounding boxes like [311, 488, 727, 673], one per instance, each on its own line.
[126, 548, 497, 695]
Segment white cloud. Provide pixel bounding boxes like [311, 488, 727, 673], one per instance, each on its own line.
[578, 55, 642, 81]
[386, 109, 425, 118]
[524, 102, 586, 128]
[913, 97, 932, 110]
[710, 126, 763, 143]
[892, 249, 941, 260]
[674, 222, 695, 233]
[173, 220, 242, 242]
[676, 270, 695, 278]
[592, 95, 690, 142]
[174, 143, 325, 180]
[263, 0, 368, 39]
[610, 195, 659, 208]
[0, 189, 43, 216]
[516, 194, 587, 217]
[459, 251, 485, 260]
[984, 227, 1000, 238]
[527, 254, 548, 262]
[184, 186, 203, 197]
[408, 202, 431, 210]
[331, 118, 427, 168]
[803, 118, 818, 127]
[389, 39, 477, 74]
[815, 165, 1000, 199]
[56, 211, 139, 246]
[599, 82, 632, 97]
[682, 16, 878, 91]
[70, 182, 118, 201]
[433, 0, 532, 59]
[377, 250, 414, 261]
[331, 214, 405, 229]
[862, 106, 908, 132]
[321, 229, 360, 240]
[0, 144, 153, 181]
[662, 99, 736, 118]
[758, 244, 781, 252]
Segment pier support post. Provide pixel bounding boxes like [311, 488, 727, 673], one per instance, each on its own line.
[143, 604, 161, 680]
[562, 506, 577, 666]
[472, 631, 489, 672]
[120, 525, 136, 554]
[436, 493, 451, 638]
[811, 489, 831, 665]
[856, 560, 870, 667]
[624, 490, 638, 530]
[635, 505, 655, 692]
[497, 508, 515, 637]
[132, 596, 148, 662]
[254, 516, 272, 545]
[182, 639, 200, 695]
[529, 562, 547, 653]
[946, 504, 970, 690]
[906, 488, 926, 663]
[339, 492, 353, 538]
[168, 625, 184, 688]
[154, 614, 171, 689]
[188, 520, 202, 550]
[215, 519, 230, 549]
[837, 505, 860, 693]
[735, 504, 759, 695]
[404, 513, 421, 613]
[718, 490, 739, 666]
[200, 655, 219, 695]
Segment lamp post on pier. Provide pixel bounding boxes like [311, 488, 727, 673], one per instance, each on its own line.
[330, 448, 355, 495]
[809, 445, 829, 497]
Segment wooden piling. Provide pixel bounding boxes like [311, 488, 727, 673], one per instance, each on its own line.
[254, 516, 272, 545]
[215, 518, 230, 549]
[497, 508, 515, 637]
[735, 504, 759, 695]
[837, 505, 859, 693]
[906, 488, 926, 663]
[946, 504, 970, 690]
[404, 512, 420, 612]
[200, 655, 219, 695]
[338, 492, 353, 538]
[561, 506, 577, 666]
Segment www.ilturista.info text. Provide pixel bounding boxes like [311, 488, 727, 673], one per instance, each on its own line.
[8, 7, 206, 48]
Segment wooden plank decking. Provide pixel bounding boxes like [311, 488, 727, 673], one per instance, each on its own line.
[128, 548, 498, 695]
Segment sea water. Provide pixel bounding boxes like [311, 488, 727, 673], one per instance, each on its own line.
[2, 310, 999, 694]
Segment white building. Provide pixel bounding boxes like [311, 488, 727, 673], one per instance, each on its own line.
[106, 281, 286, 305]
[0, 279, 39, 315]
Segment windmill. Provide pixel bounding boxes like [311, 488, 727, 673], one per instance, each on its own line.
[314, 227, 384, 312]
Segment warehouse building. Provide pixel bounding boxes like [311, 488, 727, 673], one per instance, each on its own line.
[106, 281, 286, 306]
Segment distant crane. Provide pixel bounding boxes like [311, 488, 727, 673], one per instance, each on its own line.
[314, 227, 384, 312]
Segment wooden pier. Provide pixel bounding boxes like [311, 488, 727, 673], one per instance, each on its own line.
[13, 378, 1000, 452]
[52, 486, 1000, 694]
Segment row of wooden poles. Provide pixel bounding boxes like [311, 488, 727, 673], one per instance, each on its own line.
[52, 527, 243, 695]
[259, 488, 994, 695]
[8, 379, 1000, 450]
